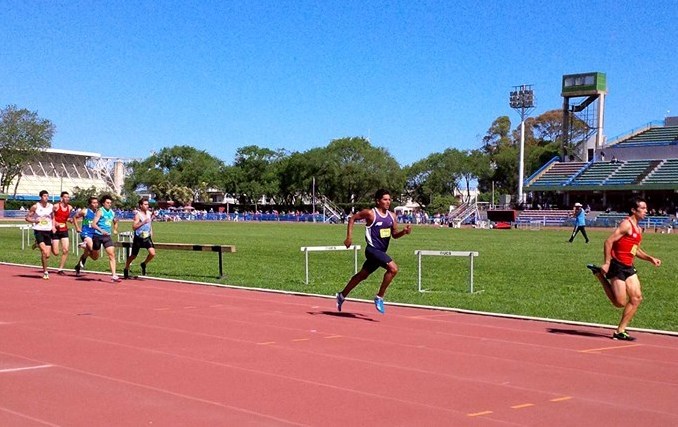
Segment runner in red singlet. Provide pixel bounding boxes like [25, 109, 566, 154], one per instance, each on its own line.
[587, 198, 662, 341]
[51, 191, 74, 275]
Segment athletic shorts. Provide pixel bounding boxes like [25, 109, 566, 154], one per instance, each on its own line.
[80, 233, 94, 242]
[33, 230, 52, 246]
[131, 235, 154, 256]
[361, 245, 393, 274]
[606, 258, 637, 281]
[93, 234, 114, 250]
[51, 230, 69, 240]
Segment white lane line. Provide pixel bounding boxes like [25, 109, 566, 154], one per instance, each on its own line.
[0, 364, 53, 374]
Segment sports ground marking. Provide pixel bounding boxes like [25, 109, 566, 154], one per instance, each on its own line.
[468, 396, 572, 417]
[0, 364, 53, 374]
[578, 344, 642, 353]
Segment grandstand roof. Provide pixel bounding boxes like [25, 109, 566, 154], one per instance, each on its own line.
[45, 148, 101, 158]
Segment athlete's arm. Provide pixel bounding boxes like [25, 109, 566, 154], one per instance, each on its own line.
[344, 209, 373, 248]
[635, 248, 661, 267]
[391, 212, 412, 239]
[25, 204, 39, 224]
[92, 209, 107, 235]
[132, 212, 144, 231]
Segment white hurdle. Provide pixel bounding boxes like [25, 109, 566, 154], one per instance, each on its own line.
[300, 245, 361, 285]
[414, 250, 479, 293]
[0, 224, 32, 249]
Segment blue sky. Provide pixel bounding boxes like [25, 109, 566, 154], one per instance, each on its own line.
[2, 1, 676, 166]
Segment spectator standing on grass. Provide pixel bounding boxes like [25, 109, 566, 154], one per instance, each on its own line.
[25, 190, 55, 280]
[123, 198, 156, 279]
[92, 195, 120, 282]
[568, 202, 589, 243]
[335, 189, 412, 314]
[51, 191, 74, 275]
[587, 198, 662, 341]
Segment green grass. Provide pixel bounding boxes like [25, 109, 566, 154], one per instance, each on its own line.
[2, 221, 676, 331]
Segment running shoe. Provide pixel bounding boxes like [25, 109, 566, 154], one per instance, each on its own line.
[31, 242, 38, 250]
[140, 262, 147, 276]
[123, 268, 129, 279]
[612, 331, 636, 341]
[78, 242, 87, 248]
[74, 262, 81, 276]
[111, 275, 121, 283]
[56, 270, 65, 276]
[374, 296, 385, 314]
[42, 271, 49, 280]
[586, 264, 602, 275]
[336, 292, 345, 312]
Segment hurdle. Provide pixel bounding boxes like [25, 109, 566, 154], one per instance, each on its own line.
[300, 245, 361, 285]
[0, 224, 32, 249]
[414, 250, 479, 293]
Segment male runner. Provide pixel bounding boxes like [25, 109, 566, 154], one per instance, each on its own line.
[73, 196, 100, 275]
[336, 189, 412, 314]
[587, 198, 662, 341]
[123, 198, 156, 279]
[91, 195, 120, 282]
[51, 191, 74, 275]
[25, 190, 55, 280]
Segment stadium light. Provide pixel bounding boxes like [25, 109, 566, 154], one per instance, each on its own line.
[509, 84, 535, 205]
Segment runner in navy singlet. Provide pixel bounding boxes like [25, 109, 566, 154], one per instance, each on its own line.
[335, 189, 412, 314]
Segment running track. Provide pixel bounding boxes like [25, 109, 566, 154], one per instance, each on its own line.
[1, 263, 677, 426]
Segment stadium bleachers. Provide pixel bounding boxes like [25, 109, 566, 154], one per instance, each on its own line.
[515, 209, 571, 226]
[604, 160, 658, 185]
[615, 126, 678, 147]
[570, 162, 621, 186]
[528, 162, 586, 187]
[593, 212, 672, 228]
[642, 158, 678, 184]
[10, 150, 111, 197]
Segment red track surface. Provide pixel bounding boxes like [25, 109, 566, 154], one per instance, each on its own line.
[1, 263, 677, 426]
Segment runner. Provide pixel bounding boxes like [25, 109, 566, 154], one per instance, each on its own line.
[335, 189, 412, 314]
[51, 191, 74, 275]
[25, 190, 55, 280]
[123, 198, 156, 279]
[587, 198, 662, 341]
[91, 195, 120, 282]
[73, 196, 101, 275]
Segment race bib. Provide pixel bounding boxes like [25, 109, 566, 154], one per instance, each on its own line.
[140, 231, 150, 239]
[379, 228, 391, 238]
[39, 217, 49, 226]
[630, 245, 638, 256]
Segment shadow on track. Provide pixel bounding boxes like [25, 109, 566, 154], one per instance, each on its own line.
[546, 327, 610, 339]
[307, 310, 378, 322]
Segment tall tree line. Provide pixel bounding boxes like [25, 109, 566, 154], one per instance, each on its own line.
[1, 104, 576, 210]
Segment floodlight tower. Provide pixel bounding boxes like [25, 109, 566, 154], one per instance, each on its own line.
[509, 84, 535, 205]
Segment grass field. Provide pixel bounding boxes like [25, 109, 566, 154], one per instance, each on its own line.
[2, 220, 676, 332]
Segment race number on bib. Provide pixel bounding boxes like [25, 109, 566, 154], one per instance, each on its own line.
[379, 228, 391, 238]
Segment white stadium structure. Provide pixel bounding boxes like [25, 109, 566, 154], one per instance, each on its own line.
[7, 148, 131, 201]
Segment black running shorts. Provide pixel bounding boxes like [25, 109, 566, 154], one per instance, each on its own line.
[606, 258, 637, 281]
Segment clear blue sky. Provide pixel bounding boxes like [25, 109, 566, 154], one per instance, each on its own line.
[2, 1, 676, 166]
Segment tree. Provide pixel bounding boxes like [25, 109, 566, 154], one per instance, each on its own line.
[232, 145, 286, 206]
[125, 146, 226, 203]
[320, 137, 403, 206]
[0, 105, 55, 194]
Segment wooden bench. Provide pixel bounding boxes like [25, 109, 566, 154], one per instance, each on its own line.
[115, 242, 236, 278]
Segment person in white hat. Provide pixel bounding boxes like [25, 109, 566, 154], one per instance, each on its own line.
[568, 202, 589, 243]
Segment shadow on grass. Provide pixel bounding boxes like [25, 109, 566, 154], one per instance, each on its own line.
[307, 310, 378, 322]
[546, 327, 610, 338]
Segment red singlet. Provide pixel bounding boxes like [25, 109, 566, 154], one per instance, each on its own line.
[54, 204, 72, 232]
[612, 217, 642, 266]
